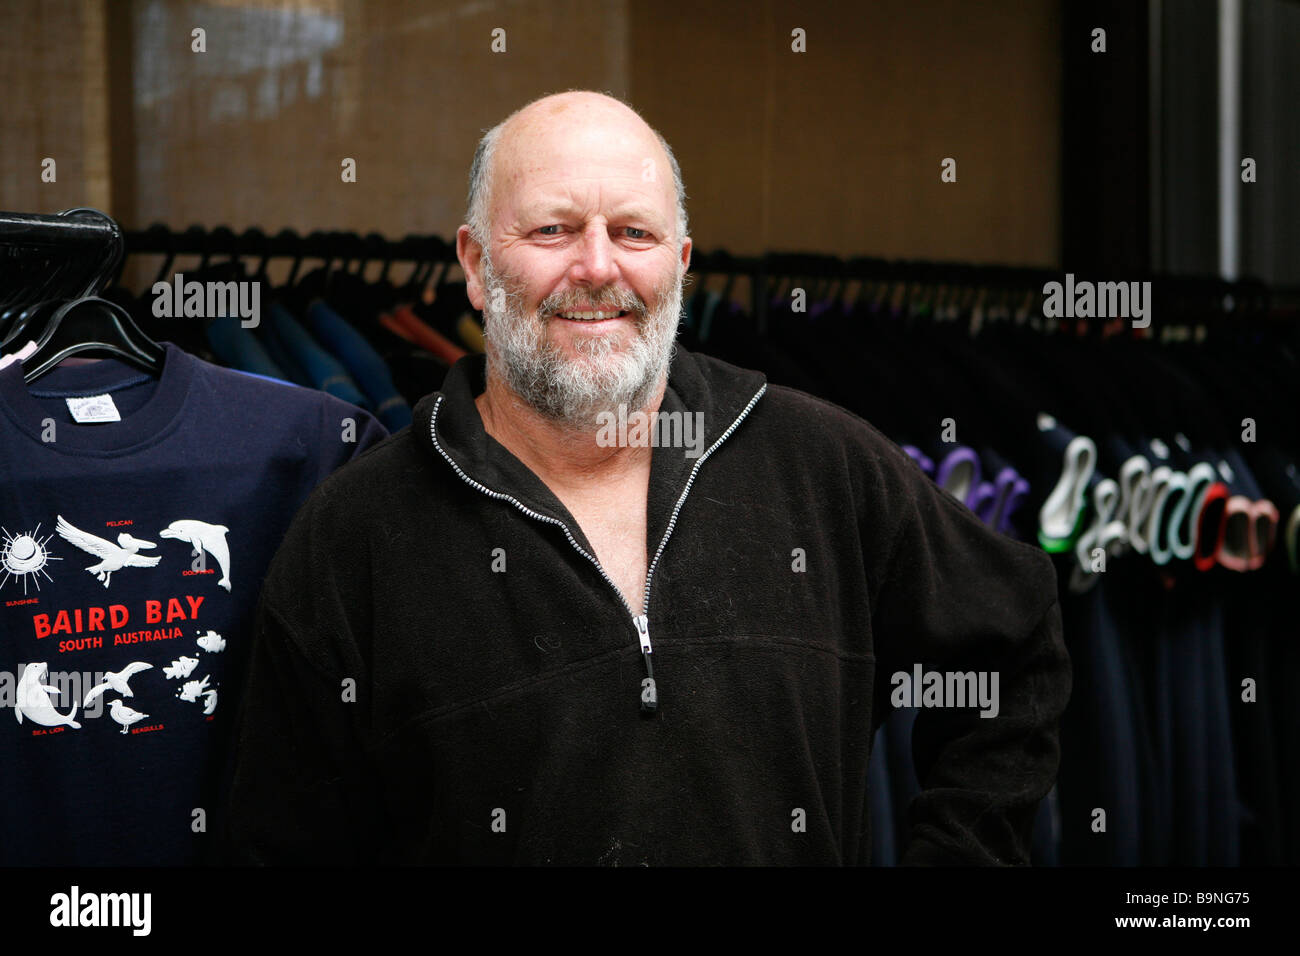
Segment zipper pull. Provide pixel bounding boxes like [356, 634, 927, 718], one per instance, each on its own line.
[633, 614, 657, 714]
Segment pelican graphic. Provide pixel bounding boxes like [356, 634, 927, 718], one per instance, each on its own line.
[14, 662, 81, 729]
[108, 699, 148, 735]
[83, 662, 154, 704]
[55, 516, 159, 588]
[159, 520, 231, 591]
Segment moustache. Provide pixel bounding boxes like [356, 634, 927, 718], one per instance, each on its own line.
[535, 289, 651, 322]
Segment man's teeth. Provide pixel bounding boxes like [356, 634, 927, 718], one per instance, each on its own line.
[556, 310, 623, 320]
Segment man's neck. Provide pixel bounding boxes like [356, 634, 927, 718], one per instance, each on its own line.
[474, 373, 665, 490]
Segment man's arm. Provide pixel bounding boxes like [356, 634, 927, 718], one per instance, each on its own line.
[223, 601, 383, 864]
[222, 489, 386, 864]
[870, 463, 1072, 865]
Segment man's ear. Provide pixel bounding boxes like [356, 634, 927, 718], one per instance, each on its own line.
[457, 225, 486, 310]
[679, 236, 692, 275]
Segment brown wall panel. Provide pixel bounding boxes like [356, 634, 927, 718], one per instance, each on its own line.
[3, 0, 1061, 267]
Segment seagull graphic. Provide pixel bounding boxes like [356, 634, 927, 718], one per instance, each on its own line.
[83, 662, 154, 704]
[55, 516, 160, 588]
[108, 699, 148, 735]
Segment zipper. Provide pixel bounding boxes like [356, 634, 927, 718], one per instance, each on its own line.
[429, 383, 767, 715]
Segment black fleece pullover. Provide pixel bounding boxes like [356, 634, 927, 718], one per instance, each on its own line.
[225, 347, 1071, 865]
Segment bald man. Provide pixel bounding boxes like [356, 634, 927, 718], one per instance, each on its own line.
[226, 91, 1071, 866]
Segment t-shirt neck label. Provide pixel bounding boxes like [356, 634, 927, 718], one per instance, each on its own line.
[65, 394, 122, 424]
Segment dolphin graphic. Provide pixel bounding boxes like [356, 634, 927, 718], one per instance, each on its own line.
[14, 663, 81, 729]
[159, 519, 231, 591]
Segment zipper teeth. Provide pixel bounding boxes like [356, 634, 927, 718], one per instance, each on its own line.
[428, 395, 636, 618]
[429, 382, 768, 620]
[640, 383, 767, 614]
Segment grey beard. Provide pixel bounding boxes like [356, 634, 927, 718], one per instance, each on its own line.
[480, 254, 681, 430]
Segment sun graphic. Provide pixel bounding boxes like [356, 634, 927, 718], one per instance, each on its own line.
[1, 524, 61, 594]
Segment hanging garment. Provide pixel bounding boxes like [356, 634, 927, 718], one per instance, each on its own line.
[0, 343, 387, 865]
[867, 723, 897, 866]
[267, 304, 370, 410]
[205, 315, 288, 383]
[0, 340, 37, 370]
[383, 305, 467, 365]
[306, 301, 412, 432]
[1056, 573, 1144, 865]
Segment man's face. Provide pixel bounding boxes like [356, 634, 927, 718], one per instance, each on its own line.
[475, 113, 688, 428]
[480, 251, 682, 427]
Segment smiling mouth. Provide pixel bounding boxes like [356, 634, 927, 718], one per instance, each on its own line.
[551, 309, 631, 322]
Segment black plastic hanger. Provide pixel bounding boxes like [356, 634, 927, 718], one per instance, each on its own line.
[21, 295, 165, 384]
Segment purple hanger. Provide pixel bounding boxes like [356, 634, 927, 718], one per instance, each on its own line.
[901, 444, 935, 476]
[935, 446, 982, 507]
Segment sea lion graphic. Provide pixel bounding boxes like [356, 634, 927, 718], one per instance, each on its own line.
[14, 663, 81, 729]
[159, 519, 231, 591]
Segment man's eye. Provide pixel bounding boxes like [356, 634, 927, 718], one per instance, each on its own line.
[625, 227, 648, 239]
[537, 225, 564, 236]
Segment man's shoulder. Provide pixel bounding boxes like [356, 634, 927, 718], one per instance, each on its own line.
[735, 375, 910, 470]
[676, 347, 900, 455]
[761, 381, 885, 441]
[297, 423, 428, 517]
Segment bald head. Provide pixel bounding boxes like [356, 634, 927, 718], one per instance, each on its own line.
[466, 91, 687, 250]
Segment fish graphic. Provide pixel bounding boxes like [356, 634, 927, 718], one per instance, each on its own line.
[178, 675, 211, 703]
[202, 690, 218, 715]
[14, 662, 81, 729]
[196, 630, 226, 653]
[159, 520, 231, 591]
[163, 656, 199, 680]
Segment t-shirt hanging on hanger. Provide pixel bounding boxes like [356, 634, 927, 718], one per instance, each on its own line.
[0, 342, 387, 865]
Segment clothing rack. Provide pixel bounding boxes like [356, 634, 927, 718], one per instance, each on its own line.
[115, 223, 1300, 332]
[0, 208, 124, 311]
[121, 225, 455, 274]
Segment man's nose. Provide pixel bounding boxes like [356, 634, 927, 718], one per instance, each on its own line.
[566, 224, 620, 289]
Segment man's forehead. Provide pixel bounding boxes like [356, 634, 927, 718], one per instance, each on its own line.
[514, 187, 666, 220]
[500, 161, 671, 225]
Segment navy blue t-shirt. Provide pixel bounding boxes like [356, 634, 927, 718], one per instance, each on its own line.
[0, 343, 388, 865]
